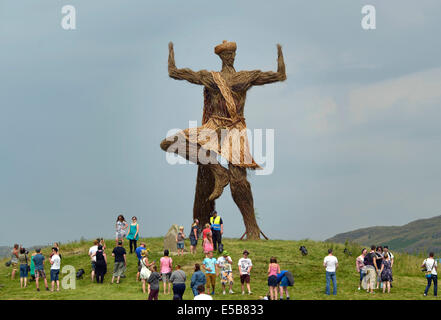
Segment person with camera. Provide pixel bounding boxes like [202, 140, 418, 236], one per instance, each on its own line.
[18, 247, 29, 288]
[421, 252, 437, 297]
[209, 211, 223, 252]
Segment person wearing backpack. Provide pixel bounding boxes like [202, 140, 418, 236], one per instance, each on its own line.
[421, 252, 437, 297]
[18, 248, 29, 288]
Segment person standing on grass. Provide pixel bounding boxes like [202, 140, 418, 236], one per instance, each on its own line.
[18, 247, 29, 288]
[323, 249, 338, 296]
[217, 251, 234, 295]
[160, 249, 173, 295]
[203, 230, 214, 254]
[170, 264, 187, 299]
[238, 250, 253, 295]
[30, 251, 36, 282]
[93, 245, 107, 283]
[356, 248, 367, 290]
[111, 240, 127, 284]
[379, 252, 392, 294]
[383, 245, 394, 286]
[209, 211, 223, 252]
[194, 284, 213, 300]
[89, 239, 99, 281]
[115, 214, 129, 246]
[191, 263, 206, 296]
[364, 245, 378, 294]
[277, 270, 294, 300]
[33, 248, 49, 291]
[422, 252, 438, 297]
[139, 249, 154, 294]
[148, 265, 161, 300]
[268, 257, 281, 300]
[189, 219, 200, 254]
[375, 246, 384, 290]
[135, 242, 147, 281]
[10, 244, 19, 280]
[176, 226, 186, 256]
[126, 216, 140, 254]
[202, 251, 218, 295]
[50, 247, 61, 292]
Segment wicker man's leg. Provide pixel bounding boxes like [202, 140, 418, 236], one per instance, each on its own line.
[228, 163, 261, 239]
[160, 135, 229, 201]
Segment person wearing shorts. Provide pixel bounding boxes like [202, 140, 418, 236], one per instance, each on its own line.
[18, 248, 29, 288]
[111, 240, 127, 284]
[160, 250, 173, 294]
[33, 248, 49, 291]
[202, 251, 218, 295]
[176, 226, 185, 256]
[238, 250, 253, 295]
[217, 251, 234, 295]
[50, 247, 61, 292]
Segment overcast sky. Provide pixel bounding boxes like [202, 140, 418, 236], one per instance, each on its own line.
[1, 0, 440, 247]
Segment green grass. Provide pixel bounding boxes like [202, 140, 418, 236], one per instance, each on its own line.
[0, 238, 437, 300]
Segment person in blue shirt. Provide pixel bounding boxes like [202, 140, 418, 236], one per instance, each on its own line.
[190, 263, 206, 296]
[277, 270, 294, 300]
[33, 248, 49, 291]
[202, 251, 218, 295]
[135, 242, 147, 281]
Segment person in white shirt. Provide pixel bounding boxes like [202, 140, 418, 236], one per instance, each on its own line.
[421, 252, 437, 297]
[50, 247, 61, 292]
[238, 250, 253, 295]
[89, 239, 99, 281]
[323, 249, 338, 295]
[194, 284, 213, 300]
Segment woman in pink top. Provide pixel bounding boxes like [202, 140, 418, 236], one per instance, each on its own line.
[203, 232, 214, 254]
[267, 257, 281, 300]
[160, 249, 173, 295]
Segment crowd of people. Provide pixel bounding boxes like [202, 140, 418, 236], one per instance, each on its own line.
[5, 213, 439, 299]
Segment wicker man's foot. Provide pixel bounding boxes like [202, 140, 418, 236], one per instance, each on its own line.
[208, 164, 230, 201]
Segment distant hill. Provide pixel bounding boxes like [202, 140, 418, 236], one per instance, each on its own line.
[326, 215, 441, 254]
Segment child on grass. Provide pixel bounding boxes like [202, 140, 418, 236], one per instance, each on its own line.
[176, 226, 185, 256]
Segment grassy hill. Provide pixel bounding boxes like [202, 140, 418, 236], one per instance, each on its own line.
[326, 215, 441, 254]
[0, 237, 436, 300]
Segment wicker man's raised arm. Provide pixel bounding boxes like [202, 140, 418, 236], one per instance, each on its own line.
[251, 44, 287, 86]
[168, 42, 214, 87]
